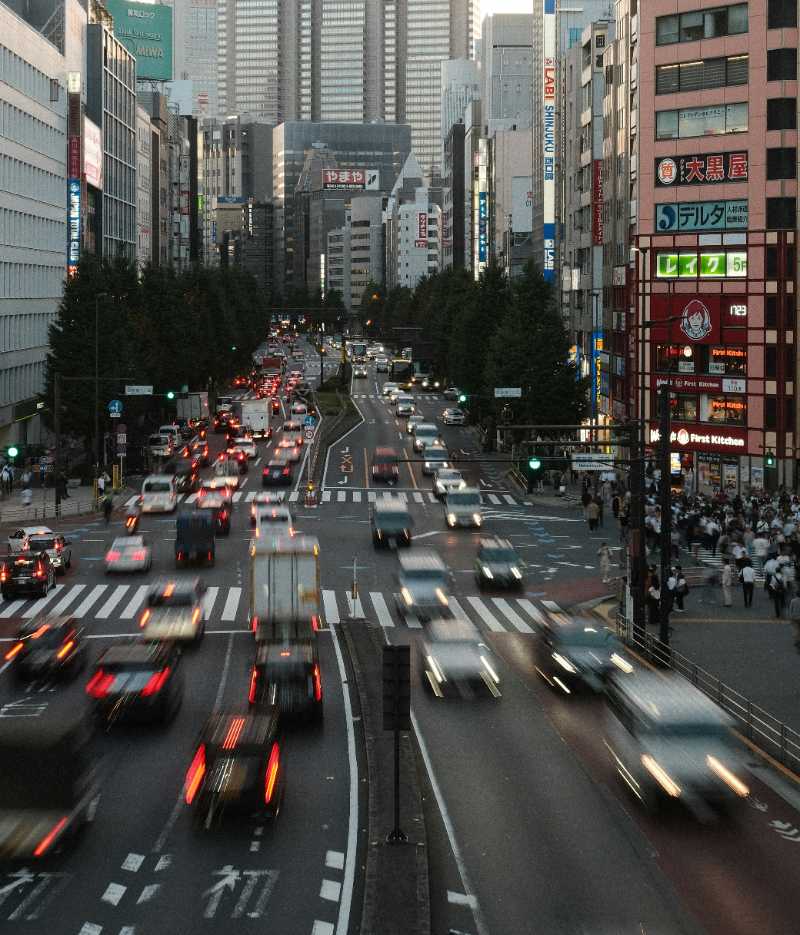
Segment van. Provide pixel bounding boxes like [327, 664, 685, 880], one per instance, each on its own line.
[141, 474, 179, 513]
[159, 424, 181, 450]
[148, 433, 172, 459]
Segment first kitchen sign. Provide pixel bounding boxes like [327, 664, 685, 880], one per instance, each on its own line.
[650, 423, 747, 453]
[655, 151, 748, 187]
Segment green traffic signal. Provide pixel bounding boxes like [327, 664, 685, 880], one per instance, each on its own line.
[458, 393, 467, 404]
[766, 451, 776, 467]
[7, 446, 18, 460]
[166, 391, 175, 400]
[528, 457, 542, 471]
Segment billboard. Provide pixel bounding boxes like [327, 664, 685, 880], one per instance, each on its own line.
[511, 176, 533, 234]
[655, 251, 747, 279]
[83, 117, 103, 190]
[322, 168, 367, 190]
[542, 0, 556, 282]
[105, 0, 173, 81]
[591, 160, 603, 245]
[478, 192, 488, 262]
[655, 151, 748, 187]
[67, 178, 81, 275]
[655, 199, 747, 232]
[415, 212, 428, 249]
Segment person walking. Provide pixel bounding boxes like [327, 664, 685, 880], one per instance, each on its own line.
[97, 472, 107, 499]
[102, 493, 113, 525]
[740, 562, 756, 607]
[789, 592, 800, 650]
[674, 566, 688, 612]
[594, 494, 605, 528]
[769, 568, 785, 618]
[721, 561, 734, 607]
[586, 498, 600, 532]
[21, 486, 32, 508]
[646, 570, 661, 629]
[597, 542, 612, 584]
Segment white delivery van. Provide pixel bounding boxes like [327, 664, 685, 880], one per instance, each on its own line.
[140, 474, 179, 513]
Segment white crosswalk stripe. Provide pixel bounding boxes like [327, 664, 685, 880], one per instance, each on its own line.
[73, 584, 108, 618]
[96, 585, 130, 619]
[322, 589, 339, 624]
[269, 489, 519, 506]
[0, 599, 26, 618]
[232, 492, 243, 502]
[220, 587, 241, 621]
[368, 591, 394, 628]
[502, 495, 517, 505]
[426, 492, 438, 503]
[121, 585, 149, 619]
[412, 492, 423, 503]
[50, 584, 85, 615]
[518, 599, 546, 627]
[288, 491, 300, 502]
[487, 494, 501, 505]
[22, 584, 65, 617]
[465, 596, 505, 632]
[542, 600, 562, 613]
[203, 586, 220, 617]
[337, 491, 346, 502]
[185, 493, 198, 504]
[322, 490, 331, 503]
[367, 491, 377, 502]
[491, 598, 534, 633]
[245, 492, 257, 502]
[353, 491, 362, 503]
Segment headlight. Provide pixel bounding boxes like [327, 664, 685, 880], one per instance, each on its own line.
[435, 588, 449, 606]
[641, 754, 681, 798]
[482, 565, 494, 579]
[706, 755, 749, 797]
[401, 587, 413, 606]
[510, 566, 523, 580]
[447, 513, 457, 526]
[472, 513, 482, 525]
[552, 652, 577, 674]
[426, 655, 445, 684]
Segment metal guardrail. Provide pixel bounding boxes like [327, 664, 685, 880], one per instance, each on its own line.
[614, 612, 800, 774]
[0, 497, 98, 524]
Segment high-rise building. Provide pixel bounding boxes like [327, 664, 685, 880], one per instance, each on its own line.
[384, 153, 442, 290]
[135, 104, 152, 268]
[167, 0, 218, 117]
[440, 58, 480, 166]
[217, 0, 477, 175]
[481, 13, 534, 134]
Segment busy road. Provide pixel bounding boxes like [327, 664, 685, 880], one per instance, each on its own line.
[0, 335, 799, 935]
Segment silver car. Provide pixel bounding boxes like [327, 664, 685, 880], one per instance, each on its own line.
[105, 536, 153, 574]
[433, 468, 466, 499]
[396, 549, 451, 622]
[27, 533, 73, 575]
[422, 444, 451, 476]
[420, 618, 501, 699]
[444, 488, 482, 528]
[441, 408, 465, 426]
[413, 424, 442, 453]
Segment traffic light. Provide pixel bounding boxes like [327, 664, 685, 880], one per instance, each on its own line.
[458, 393, 467, 404]
[766, 450, 776, 468]
[6, 446, 18, 462]
[166, 391, 175, 401]
[528, 456, 542, 471]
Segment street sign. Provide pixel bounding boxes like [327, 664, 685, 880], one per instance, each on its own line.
[303, 415, 316, 428]
[108, 399, 123, 415]
[39, 456, 53, 473]
[304, 428, 314, 440]
[494, 387, 522, 398]
[110, 412, 121, 419]
[116, 434, 127, 444]
[571, 453, 615, 472]
[125, 385, 153, 396]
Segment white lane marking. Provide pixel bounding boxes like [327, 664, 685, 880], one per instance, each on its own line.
[322, 490, 332, 502]
[119, 927, 136, 935]
[232, 491, 243, 502]
[21, 584, 64, 617]
[320, 879, 342, 902]
[185, 493, 198, 504]
[253, 457, 262, 467]
[465, 596, 506, 632]
[120, 585, 150, 619]
[325, 850, 345, 870]
[487, 494, 501, 505]
[367, 491, 376, 502]
[101, 882, 127, 906]
[368, 592, 394, 628]
[249, 841, 260, 853]
[312, 922, 335, 935]
[203, 586, 220, 617]
[328, 622, 357, 935]
[78, 925, 103, 935]
[337, 491, 346, 503]
[448, 890, 478, 908]
[352, 491, 361, 503]
[322, 590, 340, 625]
[492, 598, 534, 633]
[413, 492, 423, 503]
[245, 491, 256, 502]
[73, 584, 108, 618]
[138, 883, 161, 903]
[220, 587, 241, 621]
[503, 494, 517, 505]
[49, 584, 85, 615]
[122, 853, 145, 872]
[518, 599, 546, 626]
[542, 599, 563, 612]
[288, 491, 300, 502]
[345, 594, 363, 618]
[0, 599, 26, 618]
[96, 585, 130, 619]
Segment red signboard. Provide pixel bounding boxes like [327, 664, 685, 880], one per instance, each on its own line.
[592, 160, 603, 245]
[654, 151, 748, 187]
[649, 421, 747, 453]
[650, 295, 720, 346]
[322, 168, 366, 190]
[415, 211, 428, 249]
[68, 136, 81, 179]
[652, 374, 723, 393]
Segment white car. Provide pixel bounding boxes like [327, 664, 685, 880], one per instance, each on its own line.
[291, 402, 308, 416]
[105, 535, 153, 574]
[423, 445, 451, 476]
[353, 366, 368, 378]
[253, 505, 294, 540]
[382, 382, 399, 397]
[250, 491, 285, 524]
[375, 357, 389, 373]
[396, 396, 416, 417]
[441, 408, 466, 426]
[7, 525, 54, 554]
[413, 424, 443, 453]
[232, 437, 258, 459]
[407, 414, 425, 435]
[277, 445, 302, 463]
[444, 488, 482, 528]
[433, 468, 466, 499]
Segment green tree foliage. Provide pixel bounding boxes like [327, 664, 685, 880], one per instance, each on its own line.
[43, 255, 269, 444]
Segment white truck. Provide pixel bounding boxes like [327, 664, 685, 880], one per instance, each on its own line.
[176, 392, 209, 423]
[240, 397, 271, 439]
[249, 535, 321, 640]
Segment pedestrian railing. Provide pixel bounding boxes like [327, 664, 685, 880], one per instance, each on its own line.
[614, 611, 800, 775]
[0, 497, 98, 524]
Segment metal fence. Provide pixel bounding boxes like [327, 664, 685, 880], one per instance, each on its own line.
[0, 496, 99, 524]
[614, 612, 800, 775]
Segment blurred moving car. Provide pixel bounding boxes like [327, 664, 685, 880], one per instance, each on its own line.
[4, 615, 86, 682]
[250, 491, 285, 524]
[371, 447, 400, 485]
[444, 487, 482, 528]
[253, 505, 294, 540]
[249, 639, 323, 723]
[441, 408, 466, 426]
[443, 387, 461, 401]
[420, 617, 501, 699]
[375, 357, 389, 372]
[165, 456, 199, 494]
[371, 499, 413, 548]
[214, 457, 242, 489]
[185, 708, 283, 829]
[605, 669, 751, 814]
[535, 618, 626, 694]
[406, 414, 425, 435]
[396, 549, 451, 622]
[0, 714, 98, 860]
[475, 536, 524, 590]
[412, 423, 442, 452]
[7, 525, 53, 554]
[194, 494, 231, 537]
[263, 460, 293, 487]
[140, 474, 178, 513]
[231, 437, 258, 460]
[176, 511, 217, 566]
[139, 578, 206, 645]
[422, 444, 451, 476]
[87, 641, 183, 725]
[0, 550, 55, 599]
[433, 468, 466, 499]
[105, 536, 153, 574]
[353, 366, 368, 378]
[27, 532, 72, 575]
[199, 477, 234, 505]
[381, 382, 398, 398]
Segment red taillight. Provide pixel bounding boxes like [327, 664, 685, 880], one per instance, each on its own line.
[222, 716, 246, 750]
[33, 565, 45, 579]
[33, 816, 68, 857]
[141, 668, 171, 697]
[264, 742, 280, 804]
[251, 616, 258, 633]
[125, 517, 136, 528]
[55, 541, 63, 553]
[106, 550, 121, 562]
[0, 566, 8, 582]
[219, 510, 228, 521]
[248, 666, 259, 704]
[4, 641, 23, 661]
[185, 744, 206, 804]
[312, 663, 322, 702]
[86, 669, 114, 698]
[311, 614, 319, 632]
[207, 550, 213, 561]
[131, 550, 147, 562]
[282, 468, 290, 476]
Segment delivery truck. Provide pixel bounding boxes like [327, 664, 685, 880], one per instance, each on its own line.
[176, 392, 209, 423]
[240, 397, 271, 439]
[249, 535, 321, 640]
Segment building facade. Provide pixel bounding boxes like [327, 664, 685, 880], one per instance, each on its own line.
[135, 103, 152, 268]
[168, 0, 218, 117]
[481, 13, 534, 134]
[384, 154, 442, 291]
[0, 1, 69, 445]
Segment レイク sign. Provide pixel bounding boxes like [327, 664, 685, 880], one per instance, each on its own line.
[655, 251, 747, 279]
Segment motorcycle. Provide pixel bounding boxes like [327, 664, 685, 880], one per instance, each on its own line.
[124, 506, 141, 535]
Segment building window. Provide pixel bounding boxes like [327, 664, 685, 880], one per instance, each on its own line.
[766, 196, 796, 229]
[669, 394, 699, 421]
[709, 345, 747, 375]
[767, 98, 797, 130]
[768, 0, 797, 28]
[767, 48, 797, 81]
[706, 395, 747, 424]
[655, 4, 748, 45]
[767, 147, 797, 180]
[655, 55, 748, 94]
[656, 102, 747, 139]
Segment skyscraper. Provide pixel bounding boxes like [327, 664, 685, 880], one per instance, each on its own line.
[169, 0, 218, 117]
[216, 0, 478, 174]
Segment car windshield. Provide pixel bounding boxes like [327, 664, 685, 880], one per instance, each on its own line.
[417, 426, 437, 436]
[447, 492, 479, 506]
[374, 452, 397, 465]
[28, 538, 56, 550]
[426, 450, 448, 461]
[149, 435, 167, 445]
[559, 626, 613, 647]
[376, 510, 410, 528]
[481, 547, 517, 562]
[143, 481, 172, 493]
[405, 569, 446, 582]
[437, 471, 462, 482]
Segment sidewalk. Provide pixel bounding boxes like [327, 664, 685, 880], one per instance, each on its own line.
[0, 484, 139, 526]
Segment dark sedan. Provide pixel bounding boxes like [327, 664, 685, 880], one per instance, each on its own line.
[5, 615, 86, 682]
[262, 459, 293, 487]
[534, 618, 629, 694]
[86, 642, 183, 725]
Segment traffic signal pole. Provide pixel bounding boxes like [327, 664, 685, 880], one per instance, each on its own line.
[657, 384, 672, 646]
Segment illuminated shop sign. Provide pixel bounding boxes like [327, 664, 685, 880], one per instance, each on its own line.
[650, 424, 747, 451]
[655, 251, 747, 279]
[655, 199, 747, 232]
[654, 151, 748, 187]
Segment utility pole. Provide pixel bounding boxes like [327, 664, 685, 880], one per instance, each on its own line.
[54, 373, 61, 516]
[629, 420, 646, 644]
[658, 383, 672, 646]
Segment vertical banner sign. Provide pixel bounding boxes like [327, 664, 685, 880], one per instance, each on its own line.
[542, 0, 557, 282]
[67, 179, 81, 274]
[66, 72, 82, 277]
[592, 160, 603, 245]
[415, 212, 428, 249]
[478, 192, 488, 262]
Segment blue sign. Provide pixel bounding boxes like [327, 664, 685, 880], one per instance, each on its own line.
[655, 199, 748, 233]
[107, 399, 123, 415]
[67, 178, 81, 272]
[303, 415, 316, 428]
[478, 192, 488, 263]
